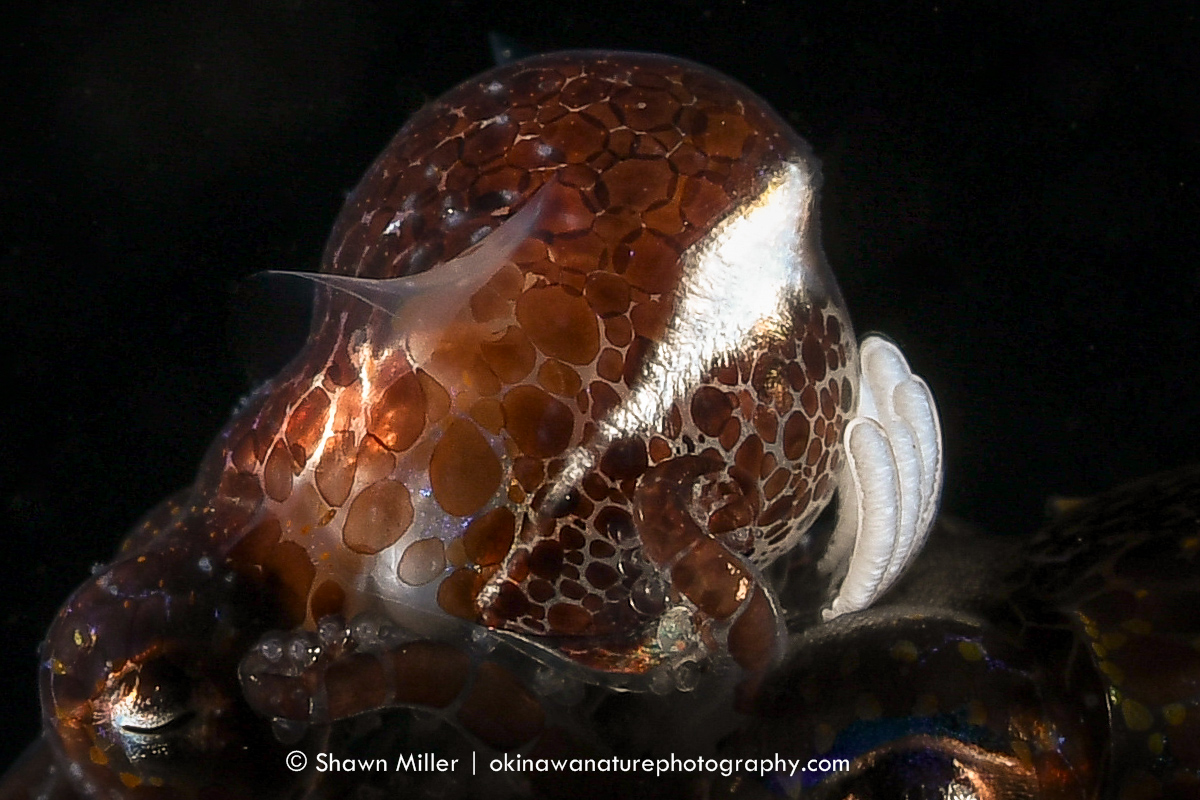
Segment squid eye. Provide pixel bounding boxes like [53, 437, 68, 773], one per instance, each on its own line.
[107, 659, 196, 744]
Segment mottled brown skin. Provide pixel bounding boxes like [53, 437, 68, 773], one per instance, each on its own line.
[25, 51, 858, 799]
[218, 47, 856, 694]
[326, 51, 802, 280]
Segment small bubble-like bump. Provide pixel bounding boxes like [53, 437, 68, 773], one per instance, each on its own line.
[350, 614, 384, 649]
[317, 616, 348, 648]
[286, 636, 320, 669]
[258, 636, 284, 663]
[631, 576, 667, 617]
[470, 626, 498, 653]
[672, 658, 701, 692]
[619, 547, 646, 578]
[655, 606, 695, 653]
[648, 667, 674, 695]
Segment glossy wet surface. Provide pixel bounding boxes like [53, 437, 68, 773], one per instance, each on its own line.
[7, 4, 1200, 798]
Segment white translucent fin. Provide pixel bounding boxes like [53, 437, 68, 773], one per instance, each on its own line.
[264, 184, 548, 362]
[859, 338, 921, 588]
[823, 335, 943, 621]
[892, 374, 943, 572]
[822, 417, 900, 621]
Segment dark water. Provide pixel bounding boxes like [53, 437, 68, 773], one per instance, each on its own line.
[3, 0, 1198, 772]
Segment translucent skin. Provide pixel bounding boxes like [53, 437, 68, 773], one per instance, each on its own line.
[29, 51, 859, 798]
[10, 50, 1194, 800]
[257, 48, 855, 662]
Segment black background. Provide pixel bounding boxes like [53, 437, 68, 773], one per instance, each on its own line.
[3, 0, 1198, 772]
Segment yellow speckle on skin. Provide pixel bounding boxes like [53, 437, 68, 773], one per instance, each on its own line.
[1182, 535, 1199, 551]
[856, 694, 882, 720]
[119, 773, 142, 789]
[1101, 631, 1127, 651]
[958, 641, 985, 662]
[1148, 732, 1165, 756]
[1099, 660, 1126, 685]
[89, 747, 108, 766]
[1163, 703, 1186, 725]
[890, 640, 919, 663]
[1091, 641, 1108, 659]
[968, 700, 987, 726]
[1135, 589, 1149, 599]
[1121, 618, 1152, 635]
[1122, 699, 1154, 731]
